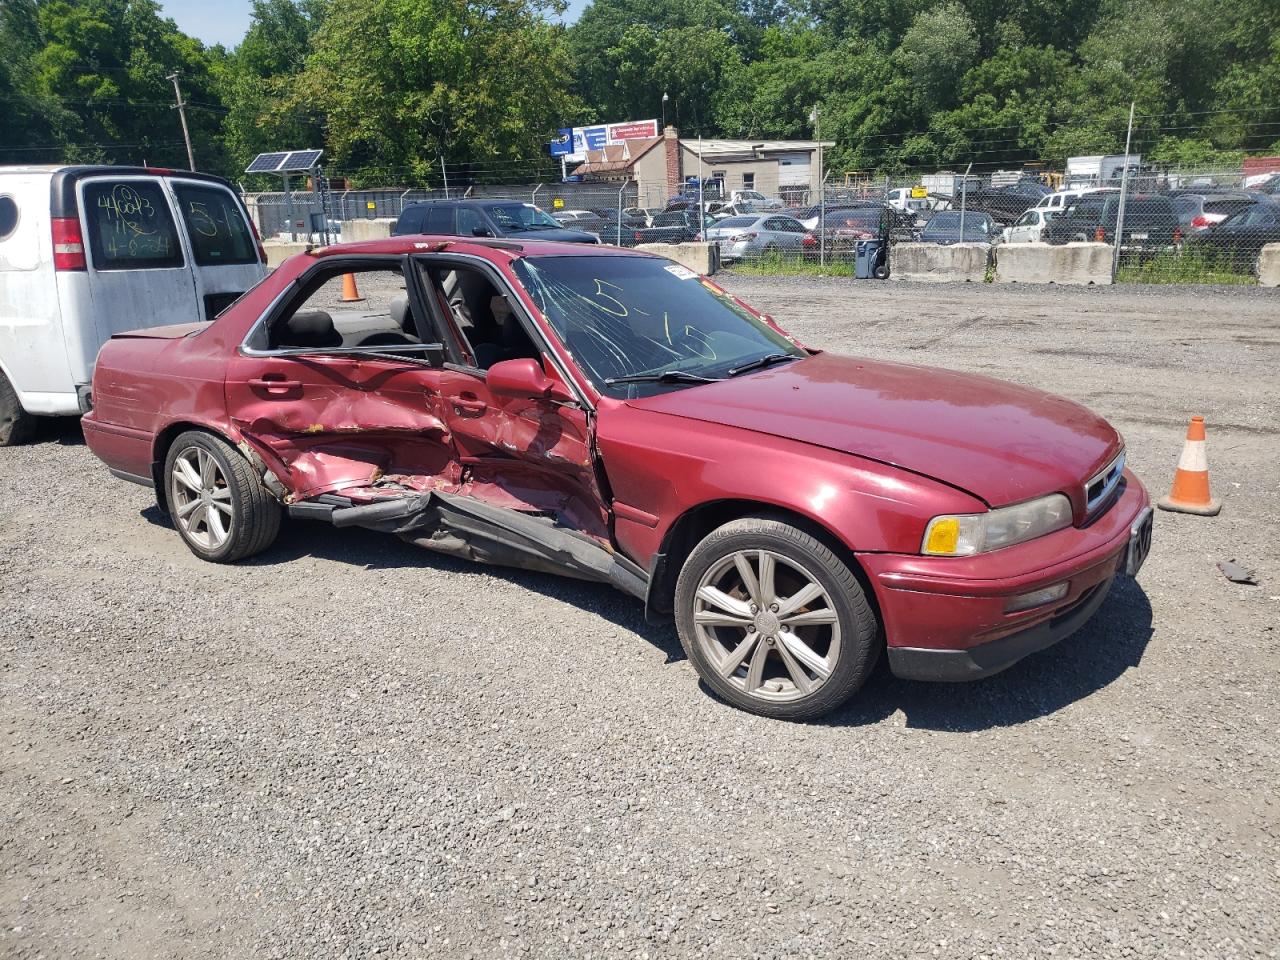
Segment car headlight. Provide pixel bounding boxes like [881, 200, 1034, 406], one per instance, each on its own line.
[922, 494, 1073, 556]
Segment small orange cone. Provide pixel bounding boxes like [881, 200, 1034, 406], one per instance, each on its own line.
[1157, 415, 1221, 516]
[340, 272, 365, 303]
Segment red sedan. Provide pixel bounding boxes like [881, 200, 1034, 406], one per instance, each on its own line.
[82, 237, 1153, 719]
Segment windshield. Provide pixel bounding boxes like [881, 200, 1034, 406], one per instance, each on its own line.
[513, 255, 803, 397]
[487, 203, 562, 230]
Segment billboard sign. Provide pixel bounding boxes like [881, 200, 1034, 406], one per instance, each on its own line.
[550, 119, 661, 162]
[549, 128, 573, 158]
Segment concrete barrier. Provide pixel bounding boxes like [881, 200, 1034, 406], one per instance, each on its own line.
[890, 243, 990, 282]
[1259, 243, 1280, 288]
[995, 242, 1113, 285]
[635, 242, 720, 276]
[339, 218, 396, 243]
[262, 241, 309, 269]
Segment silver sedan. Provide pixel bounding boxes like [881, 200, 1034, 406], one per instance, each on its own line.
[704, 214, 808, 261]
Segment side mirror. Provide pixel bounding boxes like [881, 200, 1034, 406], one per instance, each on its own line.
[487, 358, 572, 402]
[472, 226, 493, 237]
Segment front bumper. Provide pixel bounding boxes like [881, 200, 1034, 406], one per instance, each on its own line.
[861, 473, 1150, 682]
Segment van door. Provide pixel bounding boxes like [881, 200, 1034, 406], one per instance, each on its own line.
[167, 178, 267, 320]
[71, 175, 202, 383]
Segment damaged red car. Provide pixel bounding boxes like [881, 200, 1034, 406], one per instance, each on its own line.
[82, 237, 1153, 719]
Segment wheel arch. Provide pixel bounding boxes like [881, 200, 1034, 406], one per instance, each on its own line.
[150, 419, 247, 513]
[643, 498, 881, 628]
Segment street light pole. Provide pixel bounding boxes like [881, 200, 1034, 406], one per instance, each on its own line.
[166, 72, 195, 170]
[662, 92, 669, 130]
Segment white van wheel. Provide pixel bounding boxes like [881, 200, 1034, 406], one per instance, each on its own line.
[0, 370, 36, 446]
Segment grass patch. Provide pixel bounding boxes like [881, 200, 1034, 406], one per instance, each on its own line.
[1116, 247, 1257, 285]
[728, 252, 857, 278]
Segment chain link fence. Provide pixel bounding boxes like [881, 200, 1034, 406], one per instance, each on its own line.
[243, 161, 1280, 283]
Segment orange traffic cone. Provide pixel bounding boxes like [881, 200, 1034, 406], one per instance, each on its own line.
[1157, 416, 1221, 516]
[340, 272, 365, 303]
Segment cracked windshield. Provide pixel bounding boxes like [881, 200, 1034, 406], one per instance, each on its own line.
[513, 255, 803, 396]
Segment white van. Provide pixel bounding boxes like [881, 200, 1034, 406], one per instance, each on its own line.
[0, 165, 266, 444]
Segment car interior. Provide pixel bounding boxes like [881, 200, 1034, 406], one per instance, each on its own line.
[269, 266, 429, 351]
[422, 265, 540, 370]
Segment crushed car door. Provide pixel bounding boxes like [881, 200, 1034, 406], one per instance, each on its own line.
[418, 257, 610, 544]
[224, 257, 460, 502]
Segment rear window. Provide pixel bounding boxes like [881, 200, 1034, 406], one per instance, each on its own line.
[174, 184, 258, 266]
[716, 217, 758, 228]
[83, 180, 183, 270]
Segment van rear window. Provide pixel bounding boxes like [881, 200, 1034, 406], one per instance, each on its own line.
[83, 180, 183, 270]
[174, 184, 259, 266]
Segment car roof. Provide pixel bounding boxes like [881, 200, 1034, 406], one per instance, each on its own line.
[404, 198, 531, 208]
[309, 235, 653, 262]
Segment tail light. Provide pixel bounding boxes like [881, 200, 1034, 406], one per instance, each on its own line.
[1173, 226, 1182, 244]
[1190, 215, 1210, 228]
[1094, 226, 1106, 242]
[247, 216, 268, 263]
[802, 232, 816, 247]
[633, 231, 643, 242]
[51, 217, 87, 271]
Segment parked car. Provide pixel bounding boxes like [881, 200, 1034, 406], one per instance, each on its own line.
[0, 164, 266, 445]
[918, 211, 1000, 244]
[1183, 200, 1280, 273]
[393, 199, 598, 244]
[1002, 208, 1059, 243]
[79, 237, 1152, 720]
[802, 207, 889, 259]
[957, 182, 1052, 224]
[1169, 192, 1259, 234]
[566, 212, 643, 247]
[623, 206, 659, 225]
[1045, 194, 1180, 249]
[728, 190, 784, 212]
[703, 214, 808, 261]
[793, 202, 880, 231]
[634, 209, 716, 244]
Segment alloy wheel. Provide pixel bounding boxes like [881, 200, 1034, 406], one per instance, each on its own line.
[692, 548, 841, 703]
[169, 446, 234, 550]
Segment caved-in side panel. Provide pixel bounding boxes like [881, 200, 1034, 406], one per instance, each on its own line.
[225, 354, 458, 500]
[436, 367, 610, 543]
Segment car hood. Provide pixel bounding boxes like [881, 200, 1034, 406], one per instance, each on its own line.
[627, 353, 1121, 508]
[507, 227, 598, 243]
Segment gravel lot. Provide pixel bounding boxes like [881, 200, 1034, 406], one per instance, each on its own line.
[3, 278, 1278, 959]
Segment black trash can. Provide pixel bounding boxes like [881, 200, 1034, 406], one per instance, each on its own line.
[855, 238, 889, 279]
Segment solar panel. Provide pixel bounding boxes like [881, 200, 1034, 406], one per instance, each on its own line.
[245, 151, 289, 173]
[281, 149, 323, 171]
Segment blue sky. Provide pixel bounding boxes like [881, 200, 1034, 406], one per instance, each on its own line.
[158, 0, 589, 48]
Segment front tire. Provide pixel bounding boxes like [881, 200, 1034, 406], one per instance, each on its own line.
[674, 515, 879, 720]
[164, 430, 280, 563]
[0, 370, 36, 446]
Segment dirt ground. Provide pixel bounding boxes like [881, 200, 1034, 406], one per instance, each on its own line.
[2, 278, 1277, 959]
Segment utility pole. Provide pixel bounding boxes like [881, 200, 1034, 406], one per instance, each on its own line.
[1111, 101, 1137, 282]
[166, 72, 195, 170]
[811, 105, 824, 267]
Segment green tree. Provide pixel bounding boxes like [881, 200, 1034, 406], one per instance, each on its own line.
[289, 0, 585, 185]
[218, 0, 326, 173]
[27, 0, 227, 169]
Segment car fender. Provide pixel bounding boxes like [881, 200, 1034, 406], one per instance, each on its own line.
[595, 403, 985, 573]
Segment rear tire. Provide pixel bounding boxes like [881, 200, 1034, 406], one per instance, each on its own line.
[164, 430, 281, 563]
[0, 370, 36, 446]
[675, 515, 879, 720]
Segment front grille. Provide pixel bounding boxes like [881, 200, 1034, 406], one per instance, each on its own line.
[1084, 449, 1125, 515]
